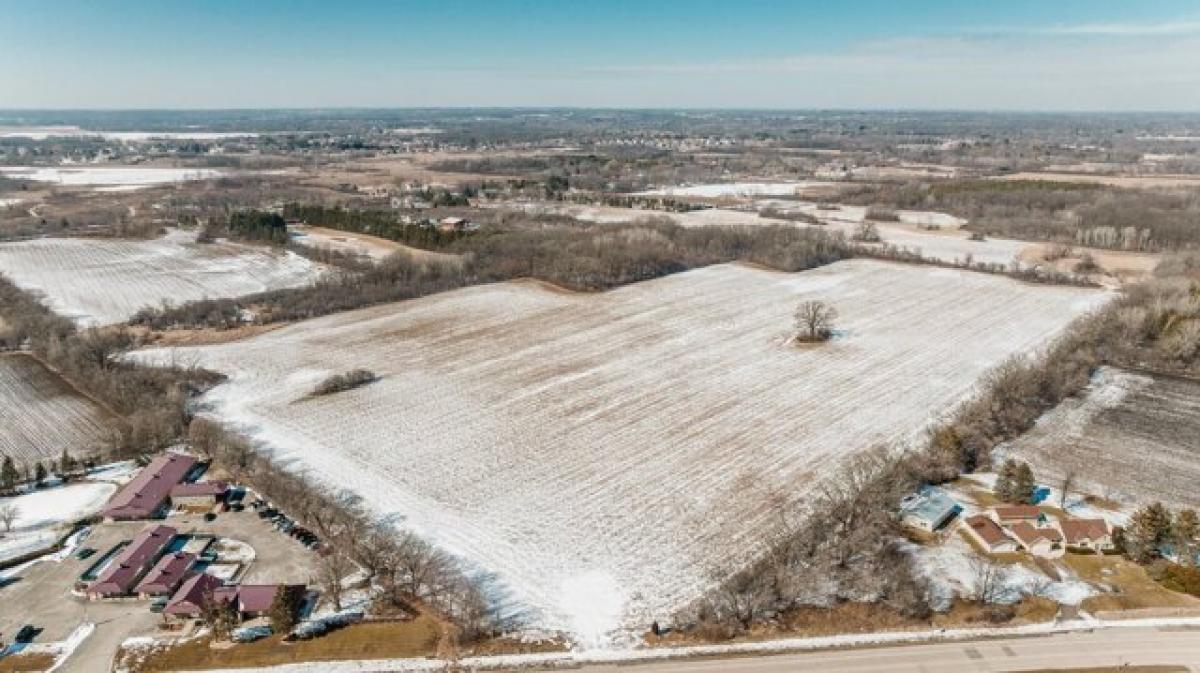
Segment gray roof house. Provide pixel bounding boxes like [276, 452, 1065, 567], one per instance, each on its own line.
[899, 486, 961, 532]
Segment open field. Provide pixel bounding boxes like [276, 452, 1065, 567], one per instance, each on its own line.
[134, 260, 1106, 644]
[999, 367, 1200, 509]
[0, 229, 326, 325]
[0, 354, 113, 463]
[0, 166, 223, 188]
[634, 181, 840, 198]
[288, 224, 461, 266]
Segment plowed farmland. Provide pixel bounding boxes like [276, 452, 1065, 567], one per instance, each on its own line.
[0, 229, 325, 325]
[0, 354, 113, 463]
[135, 260, 1107, 644]
[1000, 367, 1200, 508]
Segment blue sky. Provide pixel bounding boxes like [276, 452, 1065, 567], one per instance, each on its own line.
[3, 0, 1200, 109]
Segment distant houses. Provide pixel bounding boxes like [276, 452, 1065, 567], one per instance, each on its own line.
[958, 504, 1113, 558]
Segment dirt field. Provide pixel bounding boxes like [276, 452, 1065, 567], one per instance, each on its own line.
[0, 229, 326, 325]
[133, 260, 1106, 644]
[289, 224, 461, 266]
[999, 367, 1200, 508]
[0, 354, 114, 463]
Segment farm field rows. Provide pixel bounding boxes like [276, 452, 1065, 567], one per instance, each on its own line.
[0, 354, 113, 464]
[134, 260, 1107, 644]
[1000, 367, 1200, 508]
[0, 229, 327, 325]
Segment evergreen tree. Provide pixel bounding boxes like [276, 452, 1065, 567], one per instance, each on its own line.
[59, 448, 76, 476]
[1174, 509, 1200, 563]
[34, 462, 47, 486]
[0, 456, 18, 492]
[268, 585, 305, 633]
[1127, 502, 1173, 563]
[1014, 462, 1037, 505]
[994, 459, 1019, 502]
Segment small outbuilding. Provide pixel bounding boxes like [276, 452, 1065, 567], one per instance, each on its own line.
[899, 486, 961, 532]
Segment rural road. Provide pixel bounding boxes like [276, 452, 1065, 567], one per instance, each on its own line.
[566, 627, 1200, 672]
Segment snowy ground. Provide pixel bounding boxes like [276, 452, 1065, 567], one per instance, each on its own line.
[0, 166, 223, 187]
[0, 482, 115, 564]
[0, 354, 113, 463]
[0, 228, 326, 325]
[634, 181, 838, 197]
[132, 260, 1106, 644]
[998, 367, 1200, 509]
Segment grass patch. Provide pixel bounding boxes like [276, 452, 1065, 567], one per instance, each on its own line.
[0, 653, 56, 673]
[1064, 554, 1200, 612]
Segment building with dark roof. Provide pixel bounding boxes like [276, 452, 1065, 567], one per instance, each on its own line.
[164, 572, 228, 618]
[134, 551, 196, 597]
[87, 525, 177, 598]
[104, 453, 198, 520]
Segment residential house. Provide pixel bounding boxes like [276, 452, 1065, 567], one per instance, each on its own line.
[87, 525, 177, 599]
[1009, 522, 1064, 558]
[135, 552, 196, 598]
[438, 216, 468, 232]
[962, 514, 1018, 553]
[230, 585, 305, 620]
[170, 481, 228, 512]
[104, 453, 198, 520]
[1059, 518, 1114, 552]
[992, 505, 1041, 528]
[899, 487, 961, 532]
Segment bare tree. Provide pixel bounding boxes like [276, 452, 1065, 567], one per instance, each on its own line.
[0, 503, 18, 532]
[794, 300, 839, 343]
[1058, 470, 1076, 509]
[852, 220, 881, 243]
[318, 550, 353, 612]
[969, 556, 1008, 604]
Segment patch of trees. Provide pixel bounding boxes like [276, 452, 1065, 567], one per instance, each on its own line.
[189, 419, 500, 642]
[282, 205, 473, 250]
[793, 300, 838, 343]
[993, 459, 1037, 504]
[834, 180, 1200, 251]
[310, 369, 378, 397]
[224, 211, 289, 244]
[0, 274, 220, 458]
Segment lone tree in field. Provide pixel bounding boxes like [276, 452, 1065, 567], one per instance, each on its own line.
[0, 503, 18, 533]
[794, 300, 838, 343]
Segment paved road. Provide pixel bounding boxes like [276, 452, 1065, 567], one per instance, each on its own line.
[569, 627, 1200, 673]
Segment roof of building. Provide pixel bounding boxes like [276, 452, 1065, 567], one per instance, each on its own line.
[134, 552, 196, 595]
[1009, 521, 1063, 547]
[90, 525, 177, 596]
[965, 514, 1013, 548]
[994, 505, 1041, 521]
[170, 481, 228, 498]
[164, 572, 225, 616]
[900, 487, 960, 524]
[235, 585, 284, 613]
[104, 453, 198, 519]
[1059, 518, 1110, 545]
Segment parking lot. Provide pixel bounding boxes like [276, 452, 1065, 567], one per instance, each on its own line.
[0, 505, 321, 667]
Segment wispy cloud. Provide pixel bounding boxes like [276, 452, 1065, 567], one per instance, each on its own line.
[1038, 20, 1200, 36]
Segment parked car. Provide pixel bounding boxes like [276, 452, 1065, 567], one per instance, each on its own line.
[75, 547, 96, 560]
[232, 625, 272, 643]
[149, 599, 168, 614]
[203, 512, 218, 522]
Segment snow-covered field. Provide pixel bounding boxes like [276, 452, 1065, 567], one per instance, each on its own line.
[0, 166, 222, 187]
[0, 126, 257, 141]
[999, 367, 1200, 508]
[635, 181, 837, 197]
[0, 354, 113, 463]
[0, 482, 115, 564]
[0, 229, 326, 325]
[133, 260, 1106, 644]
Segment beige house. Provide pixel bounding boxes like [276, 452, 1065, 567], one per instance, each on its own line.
[1059, 518, 1114, 552]
[1009, 522, 1064, 558]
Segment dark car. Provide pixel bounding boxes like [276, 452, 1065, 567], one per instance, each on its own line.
[203, 512, 217, 522]
[15, 625, 37, 643]
[75, 547, 97, 560]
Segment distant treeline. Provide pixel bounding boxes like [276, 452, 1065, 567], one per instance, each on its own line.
[835, 180, 1200, 251]
[131, 221, 851, 329]
[282, 204, 473, 249]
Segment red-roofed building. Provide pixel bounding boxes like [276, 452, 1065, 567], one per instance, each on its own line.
[163, 572, 228, 619]
[231, 584, 305, 618]
[87, 525, 177, 599]
[135, 552, 196, 598]
[104, 453, 198, 520]
[1058, 518, 1114, 551]
[170, 481, 228, 512]
[962, 514, 1018, 554]
[1009, 521, 1064, 558]
[993, 505, 1041, 527]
